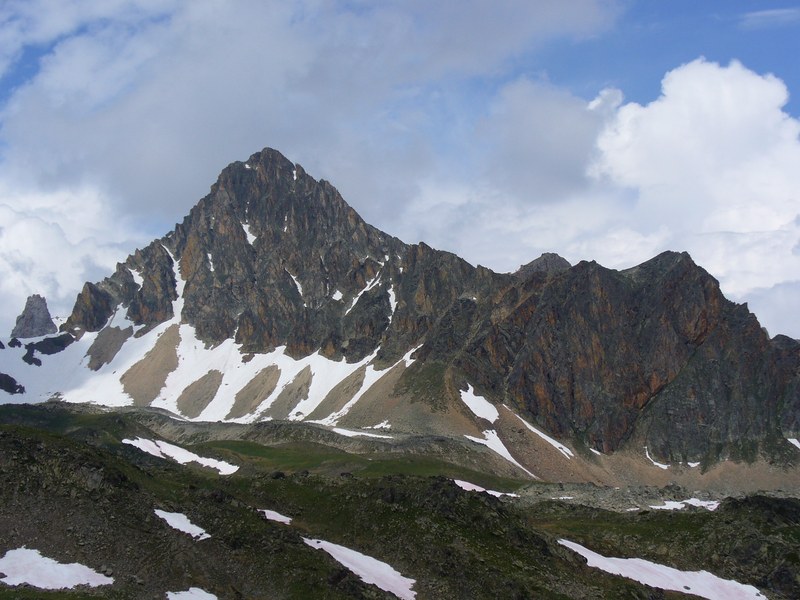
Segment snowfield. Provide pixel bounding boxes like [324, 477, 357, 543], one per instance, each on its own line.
[0, 547, 113, 589]
[303, 538, 416, 600]
[559, 539, 765, 599]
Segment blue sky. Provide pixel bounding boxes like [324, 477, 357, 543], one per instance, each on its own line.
[537, 3, 800, 112]
[0, 1, 798, 338]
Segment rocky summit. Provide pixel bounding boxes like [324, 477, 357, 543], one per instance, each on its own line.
[10, 293, 57, 338]
[1, 147, 799, 489]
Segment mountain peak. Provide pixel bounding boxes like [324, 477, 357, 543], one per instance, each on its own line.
[10, 294, 57, 339]
[514, 253, 571, 278]
[17, 146, 799, 481]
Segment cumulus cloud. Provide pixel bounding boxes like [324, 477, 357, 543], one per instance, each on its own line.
[0, 184, 144, 333]
[589, 58, 800, 336]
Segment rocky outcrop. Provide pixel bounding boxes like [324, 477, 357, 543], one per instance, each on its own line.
[59, 147, 800, 465]
[515, 253, 571, 278]
[10, 294, 56, 338]
[0, 372, 24, 394]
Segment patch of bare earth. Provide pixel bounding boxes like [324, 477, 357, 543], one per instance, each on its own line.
[121, 324, 179, 407]
[226, 365, 281, 419]
[86, 326, 133, 371]
[490, 406, 599, 483]
[593, 449, 800, 493]
[263, 366, 312, 420]
[176, 370, 224, 419]
[339, 363, 482, 437]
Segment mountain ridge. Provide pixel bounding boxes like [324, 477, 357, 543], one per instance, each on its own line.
[1, 146, 799, 486]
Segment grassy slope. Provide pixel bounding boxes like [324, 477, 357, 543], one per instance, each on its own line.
[1, 403, 796, 599]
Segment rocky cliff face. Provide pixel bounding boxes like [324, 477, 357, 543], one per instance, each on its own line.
[10, 294, 57, 338]
[30, 147, 800, 467]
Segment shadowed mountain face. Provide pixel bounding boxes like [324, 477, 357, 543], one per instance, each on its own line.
[9, 147, 800, 470]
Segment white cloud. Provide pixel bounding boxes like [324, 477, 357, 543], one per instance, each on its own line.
[739, 8, 800, 30]
[590, 58, 800, 336]
[0, 184, 144, 334]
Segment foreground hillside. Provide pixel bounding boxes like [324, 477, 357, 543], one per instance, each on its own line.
[1, 402, 798, 599]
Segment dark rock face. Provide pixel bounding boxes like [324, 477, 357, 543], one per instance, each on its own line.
[0, 372, 24, 394]
[515, 253, 571, 278]
[62, 147, 800, 464]
[22, 333, 75, 366]
[459, 252, 800, 460]
[10, 294, 57, 338]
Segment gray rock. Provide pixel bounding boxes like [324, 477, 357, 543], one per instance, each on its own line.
[515, 253, 571, 278]
[10, 294, 57, 338]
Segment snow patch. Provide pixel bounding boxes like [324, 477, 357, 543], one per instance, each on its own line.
[401, 344, 422, 368]
[687, 461, 701, 468]
[285, 350, 377, 421]
[453, 479, 518, 498]
[649, 499, 720, 511]
[460, 384, 499, 423]
[259, 509, 292, 524]
[287, 270, 306, 306]
[345, 273, 381, 315]
[788, 438, 800, 451]
[122, 437, 238, 475]
[332, 289, 343, 301]
[313, 353, 395, 426]
[167, 588, 218, 599]
[292, 168, 297, 180]
[387, 286, 397, 323]
[244, 163, 251, 170]
[129, 268, 144, 288]
[644, 446, 670, 469]
[368, 420, 391, 430]
[243, 222, 257, 245]
[303, 538, 416, 600]
[508, 409, 574, 459]
[559, 539, 764, 599]
[590, 448, 603, 456]
[0, 547, 113, 589]
[332, 427, 393, 439]
[207, 252, 214, 272]
[155, 509, 211, 540]
[464, 430, 538, 479]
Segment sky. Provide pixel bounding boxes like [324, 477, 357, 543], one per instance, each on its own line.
[0, 0, 798, 338]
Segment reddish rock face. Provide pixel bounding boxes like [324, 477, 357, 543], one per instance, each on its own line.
[61, 147, 800, 464]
